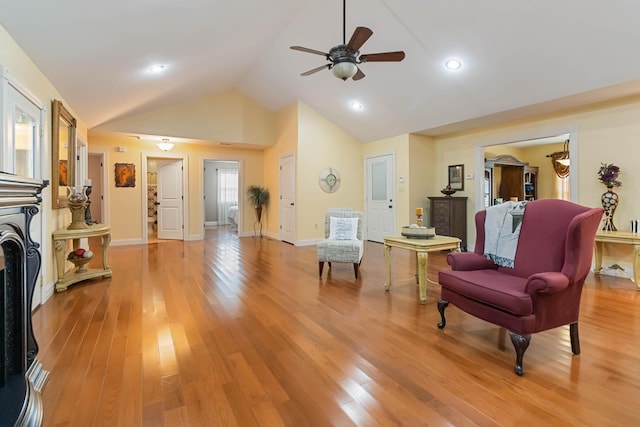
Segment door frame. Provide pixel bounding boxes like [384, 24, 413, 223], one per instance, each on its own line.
[201, 156, 243, 239]
[1, 67, 47, 305]
[473, 126, 578, 214]
[141, 152, 189, 243]
[364, 151, 396, 243]
[87, 149, 108, 225]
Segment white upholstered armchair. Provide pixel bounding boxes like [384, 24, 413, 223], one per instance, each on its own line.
[317, 209, 365, 278]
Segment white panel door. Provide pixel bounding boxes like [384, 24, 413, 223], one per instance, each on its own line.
[366, 154, 395, 243]
[279, 153, 296, 243]
[157, 159, 184, 240]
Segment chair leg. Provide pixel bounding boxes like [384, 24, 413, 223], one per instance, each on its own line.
[570, 323, 580, 355]
[353, 263, 359, 279]
[437, 299, 449, 328]
[328, 262, 332, 269]
[318, 262, 324, 277]
[509, 332, 531, 376]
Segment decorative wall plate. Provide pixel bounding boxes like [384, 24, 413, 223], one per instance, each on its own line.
[319, 167, 341, 193]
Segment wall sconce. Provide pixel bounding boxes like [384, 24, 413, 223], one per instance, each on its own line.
[157, 138, 174, 151]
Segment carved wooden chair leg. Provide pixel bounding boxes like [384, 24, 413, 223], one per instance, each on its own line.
[509, 332, 531, 376]
[318, 262, 324, 277]
[437, 299, 449, 328]
[570, 323, 580, 355]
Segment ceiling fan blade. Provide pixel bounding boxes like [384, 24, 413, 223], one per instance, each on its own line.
[352, 68, 365, 81]
[347, 26, 373, 52]
[359, 51, 406, 62]
[301, 64, 331, 76]
[290, 46, 330, 57]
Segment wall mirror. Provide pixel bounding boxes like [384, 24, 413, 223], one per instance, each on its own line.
[51, 99, 76, 208]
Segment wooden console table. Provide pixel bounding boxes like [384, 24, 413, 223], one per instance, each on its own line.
[52, 224, 112, 292]
[384, 235, 461, 304]
[594, 230, 640, 289]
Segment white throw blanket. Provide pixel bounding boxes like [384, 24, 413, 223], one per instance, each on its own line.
[484, 201, 527, 268]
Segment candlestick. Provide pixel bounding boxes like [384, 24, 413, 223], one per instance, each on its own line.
[416, 207, 423, 227]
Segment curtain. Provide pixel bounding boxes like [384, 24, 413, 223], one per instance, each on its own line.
[550, 151, 569, 179]
[550, 151, 570, 200]
[217, 168, 238, 224]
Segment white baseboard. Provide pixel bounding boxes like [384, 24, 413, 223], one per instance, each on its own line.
[41, 283, 55, 304]
[111, 238, 144, 246]
[296, 239, 322, 247]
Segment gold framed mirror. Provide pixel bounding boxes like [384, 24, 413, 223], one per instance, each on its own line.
[51, 99, 76, 208]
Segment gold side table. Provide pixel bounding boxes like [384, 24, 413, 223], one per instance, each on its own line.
[384, 235, 461, 304]
[52, 223, 112, 292]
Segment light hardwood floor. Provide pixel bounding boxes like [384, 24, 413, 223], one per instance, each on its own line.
[33, 227, 640, 426]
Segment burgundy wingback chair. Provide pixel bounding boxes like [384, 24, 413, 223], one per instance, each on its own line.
[437, 199, 603, 375]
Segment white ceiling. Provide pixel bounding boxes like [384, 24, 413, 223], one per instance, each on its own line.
[2, 0, 640, 143]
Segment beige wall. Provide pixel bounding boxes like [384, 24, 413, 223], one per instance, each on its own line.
[409, 134, 437, 224]
[297, 102, 364, 241]
[435, 96, 640, 270]
[263, 102, 298, 237]
[96, 89, 276, 147]
[89, 133, 264, 242]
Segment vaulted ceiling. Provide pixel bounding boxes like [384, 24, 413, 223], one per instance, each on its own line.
[2, 0, 640, 143]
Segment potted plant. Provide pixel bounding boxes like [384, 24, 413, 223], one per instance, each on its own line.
[247, 185, 270, 222]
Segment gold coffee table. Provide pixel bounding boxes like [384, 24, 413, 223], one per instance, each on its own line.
[384, 235, 461, 304]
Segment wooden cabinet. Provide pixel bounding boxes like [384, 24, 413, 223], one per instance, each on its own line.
[429, 196, 467, 251]
[485, 155, 538, 205]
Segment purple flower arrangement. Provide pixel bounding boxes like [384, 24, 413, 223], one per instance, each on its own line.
[597, 163, 622, 188]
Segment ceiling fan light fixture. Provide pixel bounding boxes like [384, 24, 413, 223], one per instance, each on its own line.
[332, 60, 358, 80]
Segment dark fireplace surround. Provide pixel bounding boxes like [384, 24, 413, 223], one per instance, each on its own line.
[0, 174, 48, 427]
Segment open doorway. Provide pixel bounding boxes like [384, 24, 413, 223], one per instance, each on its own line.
[483, 134, 571, 208]
[474, 129, 577, 213]
[87, 152, 105, 224]
[203, 160, 240, 233]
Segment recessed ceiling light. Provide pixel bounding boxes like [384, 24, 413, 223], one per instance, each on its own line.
[444, 59, 462, 71]
[350, 101, 363, 111]
[149, 65, 165, 73]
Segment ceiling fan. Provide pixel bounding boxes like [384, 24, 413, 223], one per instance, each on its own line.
[290, 0, 405, 81]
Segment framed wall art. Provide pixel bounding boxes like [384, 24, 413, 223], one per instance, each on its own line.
[115, 163, 136, 187]
[448, 164, 464, 191]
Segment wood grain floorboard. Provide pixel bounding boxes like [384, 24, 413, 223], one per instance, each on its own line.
[32, 227, 640, 426]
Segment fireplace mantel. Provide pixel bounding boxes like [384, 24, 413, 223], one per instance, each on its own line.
[0, 173, 48, 426]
